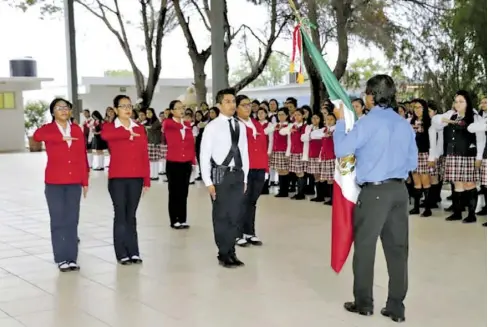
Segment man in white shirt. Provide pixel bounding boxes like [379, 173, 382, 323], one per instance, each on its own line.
[200, 88, 250, 268]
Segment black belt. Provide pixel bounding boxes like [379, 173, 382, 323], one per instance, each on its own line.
[360, 178, 404, 188]
[224, 166, 242, 172]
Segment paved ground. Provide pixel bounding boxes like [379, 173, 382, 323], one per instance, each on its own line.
[0, 153, 485, 327]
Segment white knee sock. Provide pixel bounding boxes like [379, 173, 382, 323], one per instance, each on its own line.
[99, 154, 105, 169]
[87, 153, 93, 168]
[190, 166, 196, 183]
[92, 155, 99, 169]
[150, 161, 157, 178]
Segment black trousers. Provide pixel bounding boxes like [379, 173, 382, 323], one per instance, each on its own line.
[212, 169, 245, 256]
[108, 178, 143, 260]
[166, 160, 192, 225]
[240, 169, 266, 236]
[353, 181, 409, 316]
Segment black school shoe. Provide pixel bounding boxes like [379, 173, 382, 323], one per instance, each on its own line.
[343, 302, 373, 316]
[130, 255, 143, 264]
[380, 308, 406, 323]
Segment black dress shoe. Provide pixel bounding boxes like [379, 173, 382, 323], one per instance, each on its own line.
[380, 308, 405, 323]
[217, 255, 237, 268]
[229, 253, 244, 266]
[130, 255, 143, 264]
[343, 302, 373, 316]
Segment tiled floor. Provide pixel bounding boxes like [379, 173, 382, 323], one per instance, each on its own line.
[0, 152, 486, 327]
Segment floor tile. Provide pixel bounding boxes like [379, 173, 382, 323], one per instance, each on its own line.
[0, 153, 485, 327]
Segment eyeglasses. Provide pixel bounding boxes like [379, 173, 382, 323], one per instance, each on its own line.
[118, 104, 133, 109]
[239, 103, 251, 108]
[54, 106, 70, 111]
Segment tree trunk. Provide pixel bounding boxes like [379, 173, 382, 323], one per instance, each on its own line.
[193, 61, 208, 104]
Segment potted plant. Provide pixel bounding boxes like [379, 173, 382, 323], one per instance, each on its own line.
[24, 100, 48, 152]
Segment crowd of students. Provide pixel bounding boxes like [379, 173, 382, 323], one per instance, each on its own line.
[34, 90, 486, 272]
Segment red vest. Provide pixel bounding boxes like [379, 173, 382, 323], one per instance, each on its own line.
[290, 124, 307, 154]
[320, 127, 336, 160]
[272, 123, 289, 152]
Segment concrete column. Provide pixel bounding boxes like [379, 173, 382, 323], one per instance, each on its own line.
[64, 0, 80, 121]
[210, 0, 227, 102]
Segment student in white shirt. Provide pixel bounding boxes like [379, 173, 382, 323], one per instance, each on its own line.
[200, 88, 250, 268]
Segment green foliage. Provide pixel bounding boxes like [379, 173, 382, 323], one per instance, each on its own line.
[24, 100, 48, 136]
[104, 69, 134, 77]
[230, 51, 290, 88]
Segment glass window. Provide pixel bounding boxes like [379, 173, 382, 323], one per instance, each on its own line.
[0, 92, 15, 109]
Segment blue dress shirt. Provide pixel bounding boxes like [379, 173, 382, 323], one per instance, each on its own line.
[333, 106, 418, 185]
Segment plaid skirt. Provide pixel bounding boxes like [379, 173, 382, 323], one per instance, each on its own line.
[306, 157, 321, 175]
[160, 144, 168, 159]
[443, 155, 478, 182]
[320, 159, 335, 181]
[414, 152, 437, 175]
[270, 151, 289, 171]
[289, 153, 306, 174]
[481, 159, 487, 186]
[148, 143, 162, 161]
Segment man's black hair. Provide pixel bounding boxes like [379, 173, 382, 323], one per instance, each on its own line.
[365, 74, 397, 108]
[215, 88, 236, 104]
[285, 97, 297, 108]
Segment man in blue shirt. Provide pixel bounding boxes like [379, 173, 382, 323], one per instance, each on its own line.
[333, 75, 418, 323]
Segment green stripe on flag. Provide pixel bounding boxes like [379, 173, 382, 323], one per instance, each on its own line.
[299, 27, 356, 120]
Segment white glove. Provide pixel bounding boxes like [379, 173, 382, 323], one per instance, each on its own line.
[265, 173, 269, 180]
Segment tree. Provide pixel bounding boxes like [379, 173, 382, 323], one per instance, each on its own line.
[230, 51, 289, 88]
[290, 0, 443, 111]
[172, 0, 290, 103]
[104, 69, 134, 77]
[396, 0, 486, 110]
[342, 58, 386, 89]
[24, 100, 48, 137]
[10, 0, 177, 109]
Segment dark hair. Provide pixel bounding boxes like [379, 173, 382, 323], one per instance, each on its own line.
[365, 74, 396, 108]
[257, 107, 269, 122]
[215, 88, 236, 104]
[326, 113, 337, 124]
[427, 100, 438, 113]
[323, 99, 335, 110]
[252, 99, 260, 106]
[301, 105, 312, 124]
[208, 107, 220, 120]
[113, 94, 131, 108]
[236, 94, 250, 107]
[145, 108, 158, 124]
[49, 97, 72, 122]
[83, 109, 90, 114]
[454, 90, 475, 125]
[167, 100, 182, 119]
[277, 106, 290, 122]
[394, 104, 406, 116]
[194, 110, 204, 124]
[352, 98, 365, 107]
[91, 110, 104, 121]
[285, 97, 297, 108]
[200, 101, 208, 108]
[260, 100, 269, 108]
[269, 98, 279, 109]
[311, 112, 324, 129]
[410, 98, 432, 136]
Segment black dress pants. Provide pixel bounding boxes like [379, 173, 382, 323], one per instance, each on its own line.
[240, 169, 266, 236]
[353, 180, 409, 316]
[108, 178, 143, 260]
[166, 160, 192, 226]
[212, 170, 245, 256]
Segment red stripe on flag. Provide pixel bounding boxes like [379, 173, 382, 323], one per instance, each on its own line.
[331, 181, 354, 273]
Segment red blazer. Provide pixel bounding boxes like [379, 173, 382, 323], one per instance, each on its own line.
[101, 122, 150, 187]
[163, 118, 196, 164]
[245, 119, 269, 172]
[33, 122, 89, 186]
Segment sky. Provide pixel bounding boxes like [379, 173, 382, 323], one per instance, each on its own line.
[0, 1, 386, 101]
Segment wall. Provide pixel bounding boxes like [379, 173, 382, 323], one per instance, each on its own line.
[80, 85, 188, 114]
[0, 88, 25, 152]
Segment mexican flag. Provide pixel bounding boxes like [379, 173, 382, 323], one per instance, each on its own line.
[299, 26, 360, 273]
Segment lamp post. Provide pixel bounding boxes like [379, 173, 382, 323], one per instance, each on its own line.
[64, 0, 80, 120]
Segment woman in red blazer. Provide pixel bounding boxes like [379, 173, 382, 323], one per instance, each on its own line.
[33, 98, 89, 272]
[235, 95, 268, 247]
[163, 100, 196, 229]
[101, 95, 150, 265]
